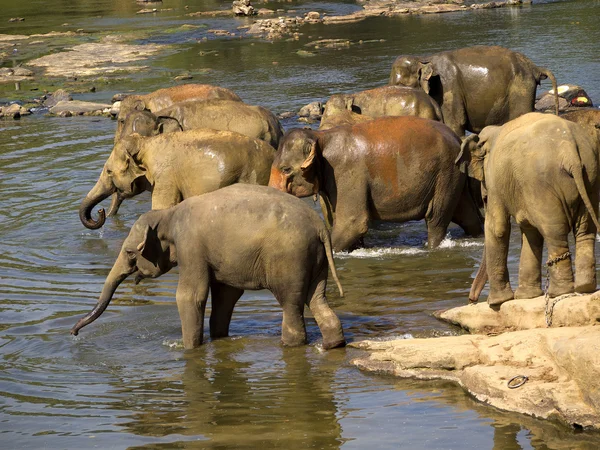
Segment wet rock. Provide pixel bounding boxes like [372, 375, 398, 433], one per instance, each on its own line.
[109, 101, 121, 117]
[257, 8, 276, 16]
[233, 0, 255, 16]
[49, 100, 112, 116]
[1, 103, 23, 119]
[137, 9, 159, 14]
[536, 84, 593, 112]
[111, 93, 129, 103]
[305, 39, 351, 49]
[8, 18, 25, 23]
[351, 321, 600, 430]
[435, 292, 600, 334]
[174, 73, 194, 81]
[43, 89, 72, 108]
[0, 67, 34, 83]
[298, 101, 323, 118]
[277, 111, 295, 120]
[296, 50, 315, 57]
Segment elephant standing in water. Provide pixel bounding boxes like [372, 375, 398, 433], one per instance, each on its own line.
[117, 99, 284, 150]
[269, 116, 483, 251]
[79, 130, 274, 229]
[72, 184, 346, 350]
[461, 113, 600, 305]
[389, 45, 559, 136]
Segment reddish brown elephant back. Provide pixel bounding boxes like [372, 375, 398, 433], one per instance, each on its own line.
[143, 84, 242, 110]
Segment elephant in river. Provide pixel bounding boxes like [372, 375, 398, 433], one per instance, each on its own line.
[560, 108, 600, 143]
[116, 84, 242, 140]
[118, 99, 284, 150]
[269, 116, 483, 251]
[389, 45, 559, 136]
[72, 184, 346, 350]
[319, 96, 374, 130]
[461, 113, 600, 306]
[79, 129, 274, 229]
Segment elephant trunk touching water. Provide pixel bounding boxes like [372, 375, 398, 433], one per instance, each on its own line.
[79, 170, 117, 229]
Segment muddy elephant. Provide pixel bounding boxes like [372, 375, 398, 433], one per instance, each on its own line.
[116, 84, 242, 142]
[118, 99, 284, 149]
[72, 184, 346, 350]
[79, 129, 274, 229]
[269, 116, 483, 251]
[561, 108, 600, 143]
[461, 113, 600, 305]
[389, 45, 559, 136]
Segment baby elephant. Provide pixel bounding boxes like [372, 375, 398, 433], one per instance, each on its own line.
[71, 184, 346, 350]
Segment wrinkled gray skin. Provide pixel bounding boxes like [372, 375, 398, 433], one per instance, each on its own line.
[322, 85, 442, 128]
[79, 129, 274, 229]
[269, 116, 483, 251]
[72, 184, 346, 350]
[116, 99, 284, 149]
[389, 45, 559, 136]
[461, 113, 600, 306]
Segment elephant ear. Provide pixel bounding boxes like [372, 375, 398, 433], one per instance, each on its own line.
[456, 134, 486, 182]
[131, 99, 146, 111]
[156, 116, 183, 134]
[136, 224, 161, 264]
[300, 139, 319, 173]
[417, 62, 435, 94]
[121, 135, 147, 178]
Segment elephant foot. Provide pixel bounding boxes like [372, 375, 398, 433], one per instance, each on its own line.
[322, 337, 346, 350]
[514, 285, 543, 300]
[487, 287, 514, 306]
[548, 282, 574, 298]
[575, 280, 597, 294]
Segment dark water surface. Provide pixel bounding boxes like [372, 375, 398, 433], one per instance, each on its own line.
[1, 0, 600, 448]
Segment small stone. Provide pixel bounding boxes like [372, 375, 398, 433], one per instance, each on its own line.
[9, 17, 25, 22]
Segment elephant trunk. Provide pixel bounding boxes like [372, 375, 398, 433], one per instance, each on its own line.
[107, 193, 123, 217]
[71, 254, 132, 336]
[79, 173, 115, 229]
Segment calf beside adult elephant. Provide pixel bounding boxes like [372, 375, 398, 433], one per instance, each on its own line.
[269, 116, 483, 251]
[460, 113, 600, 306]
[72, 184, 346, 350]
[79, 129, 274, 229]
[389, 45, 559, 136]
[118, 99, 284, 150]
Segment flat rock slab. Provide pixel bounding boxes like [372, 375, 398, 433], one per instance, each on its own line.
[435, 292, 600, 334]
[26, 42, 163, 78]
[49, 100, 111, 115]
[350, 326, 600, 429]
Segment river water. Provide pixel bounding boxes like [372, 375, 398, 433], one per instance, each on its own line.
[1, 0, 600, 448]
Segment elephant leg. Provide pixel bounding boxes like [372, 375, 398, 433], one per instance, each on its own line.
[176, 270, 210, 349]
[151, 184, 183, 210]
[573, 212, 597, 293]
[451, 184, 484, 238]
[209, 282, 244, 339]
[426, 216, 451, 249]
[273, 288, 307, 347]
[543, 225, 574, 298]
[515, 226, 544, 299]
[485, 203, 514, 305]
[330, 193, 369, 252]
[440, 96, 467, 137]
[305, 266, 345, 350]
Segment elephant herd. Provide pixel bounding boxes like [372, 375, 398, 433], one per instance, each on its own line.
[71, 45, 600, 350]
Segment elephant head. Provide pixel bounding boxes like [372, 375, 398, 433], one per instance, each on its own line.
[268, 129, 321, 198]
[71, 211, 177, 336]
[389, 56, 436, 94]
[116, 108, 184, 142]
[456, 126, 502, 182]
[79, 135, 149, 229]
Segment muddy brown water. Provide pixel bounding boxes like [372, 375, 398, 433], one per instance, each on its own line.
[1, 0, 600, 448]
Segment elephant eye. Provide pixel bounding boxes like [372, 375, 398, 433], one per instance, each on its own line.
[281, 167, 292, 175]
[106, 168, 113, 176]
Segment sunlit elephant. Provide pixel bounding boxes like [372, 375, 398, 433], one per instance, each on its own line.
[72, 184, 346, 350]
[269, 116, 483, 251]
[560, 108, 600, 143]
[116, 84, 242, 140]
[79, 129, 274, 229]
[461, 113, 600, 305]
[118, 99, 284, 150]
[389, 45, 559, 136]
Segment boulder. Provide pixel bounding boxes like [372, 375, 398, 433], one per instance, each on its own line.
[43, 89, 72, 108]
[49, 100, 111, 116]
[298, 101, 323, 118]
[233, 0, 255, 16]
[536, 84, 593, 112]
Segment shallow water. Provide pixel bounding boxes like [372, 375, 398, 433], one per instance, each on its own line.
[1, 0, 600, 448]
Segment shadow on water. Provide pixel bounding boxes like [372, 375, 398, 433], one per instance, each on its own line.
[1, 0, 600, 448]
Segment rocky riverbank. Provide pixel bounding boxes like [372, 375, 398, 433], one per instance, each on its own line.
[350, 292, 600, 430]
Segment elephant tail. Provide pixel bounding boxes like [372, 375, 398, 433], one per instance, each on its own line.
[569, 158, 600, 232]
[536, 66, 559, 115]
[320, 229, 344, 297]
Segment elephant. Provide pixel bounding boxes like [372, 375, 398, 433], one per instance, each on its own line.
[460, 113, 600, 306]
[560, 108, 600, 143]
[116, 84, 241, 143]
[269, 116, 483, 252]
[389, 45, 559, 136]
[319, 95, 374, 130]
[322, 85, 442, 126]
[71, 184, 346, 350]
[117, 99, 284, 150]
[79, 129, 275, 230]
